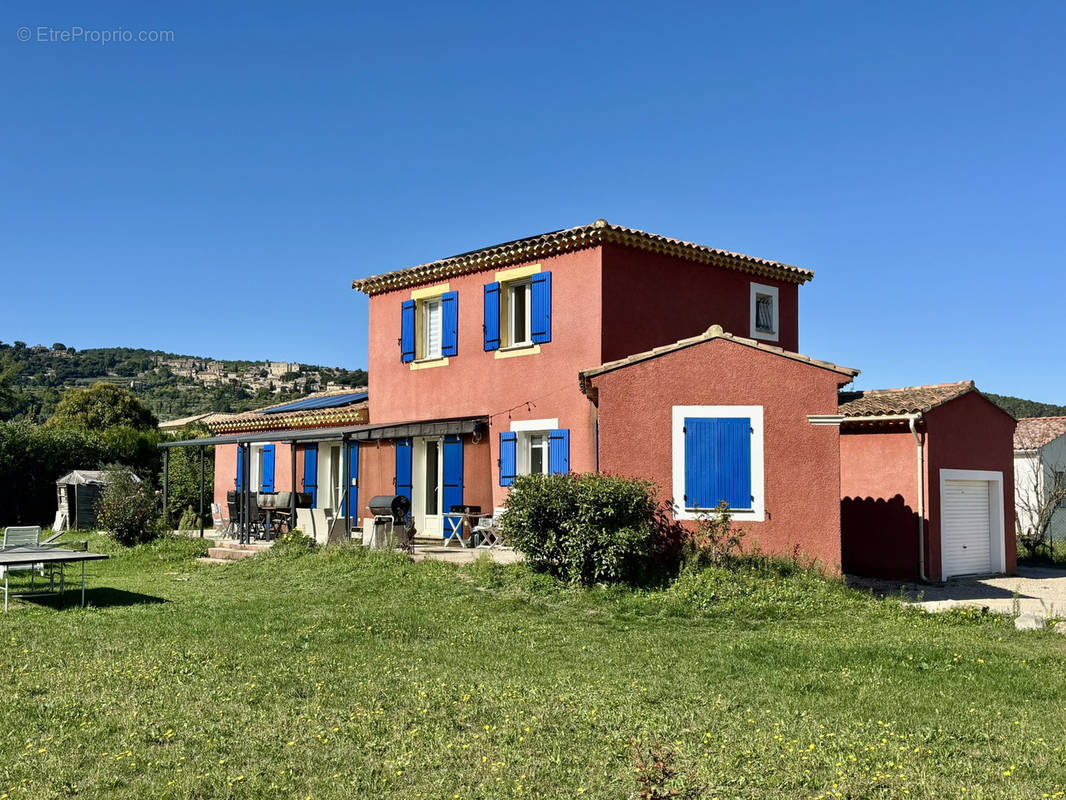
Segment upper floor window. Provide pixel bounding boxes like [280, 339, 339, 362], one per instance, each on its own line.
[484, 269, 552, 352]
[749, 283, 779, 342]
[401, 289, 457, 364]
[423, 297, 442, 359]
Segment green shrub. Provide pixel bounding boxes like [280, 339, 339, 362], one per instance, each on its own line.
[269, 528, 317, 556]
[176, 506, 199, 532]
[681, 501, 747, 571]
[500, 473, 659, 585]
[95, 467, 160, 546]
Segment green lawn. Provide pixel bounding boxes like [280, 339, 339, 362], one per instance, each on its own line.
[2, 536, 1065, 799]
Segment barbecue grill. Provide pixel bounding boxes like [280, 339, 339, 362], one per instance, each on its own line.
[366, 495, 413, 552]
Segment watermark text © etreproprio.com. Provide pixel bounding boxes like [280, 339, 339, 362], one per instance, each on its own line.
[16, 26, 175, 44]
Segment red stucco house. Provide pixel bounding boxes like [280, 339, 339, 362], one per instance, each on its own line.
[838, 382, 1017, 581]
[185, 219, 1015, 579]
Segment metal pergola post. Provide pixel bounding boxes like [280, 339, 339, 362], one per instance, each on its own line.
[289, 442, 297, 529]
[162, 448, 169, 525]
[199, 445, 205, 538]
[243, 441, 254, 545]
[342, 434, 351, 538]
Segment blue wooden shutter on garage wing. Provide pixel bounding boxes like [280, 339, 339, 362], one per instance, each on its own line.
[395, 438, 413, 511]
[684, 417, 752, 510]
[483, 282, 501, 351]
[548, 428, 570, 475]
[342, 441, 358, 518]
[441, 291, 458, 357]
[499, 432, 517, 486]
[531, 271, 552, 344]
[303, 444, 318, 508]
[260, 444, 275, 492]
[400, 300, 416, 362]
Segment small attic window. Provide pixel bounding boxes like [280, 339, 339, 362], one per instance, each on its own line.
[750, 283, 779, 341]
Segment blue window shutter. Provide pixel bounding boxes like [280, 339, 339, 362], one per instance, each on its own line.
[400, 300, 416, 362]
[499, 432, 517, 487]
[235, 444, 244, 492]
[261, 444, 275, 492]
[443, 434, 464, 517]
[548, 428, 570, 475]
[483, 282, 501, 351]
[441, 291, 459, 357]
[343, 441, 358, 517]
[395, 438, 413, 510]
[303, 444, 318, 508]
[531, 271, 552, 344]
[684, 417, 752, 510]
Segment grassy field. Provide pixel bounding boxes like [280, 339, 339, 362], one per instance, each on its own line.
[2, 536, 1066, 799]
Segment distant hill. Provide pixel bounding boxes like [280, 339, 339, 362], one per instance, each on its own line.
[0, 341, 367, 422]
[985, 393, 1066, 420]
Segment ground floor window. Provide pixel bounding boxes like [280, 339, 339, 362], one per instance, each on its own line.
[671, 405, 764, 521]
[500, 420, 570, 486]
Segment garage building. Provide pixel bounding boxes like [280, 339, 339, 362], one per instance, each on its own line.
[838, 381, 1016, 581]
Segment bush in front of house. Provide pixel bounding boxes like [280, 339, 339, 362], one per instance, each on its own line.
[501, 472, 660, 585]
[94, 466, 160, 546]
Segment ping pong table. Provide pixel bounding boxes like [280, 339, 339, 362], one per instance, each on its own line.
[0, 546, 109, 611]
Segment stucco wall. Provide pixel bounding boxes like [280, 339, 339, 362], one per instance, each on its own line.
[840, 426, 926, 579]
[925, 393, 1017, 579]
[590, 338, 847, 568]
[600, 242, 800, 362]
[366, 248, 604, 508]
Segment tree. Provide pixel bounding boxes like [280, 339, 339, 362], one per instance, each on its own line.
[0, 353, 22, 418]
[1014, 425, 1066, 556]
[46, 382, 158, 432]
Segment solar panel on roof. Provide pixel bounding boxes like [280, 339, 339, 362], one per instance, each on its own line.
[260, 392, 368, 415]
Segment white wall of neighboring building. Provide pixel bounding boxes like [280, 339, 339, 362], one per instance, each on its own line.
[1015, 434, 1066, 542]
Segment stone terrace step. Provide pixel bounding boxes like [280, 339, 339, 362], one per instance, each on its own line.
[206, 546, 266, 561]
[196, 556, 234, 566]
[214, 540, 273, 551]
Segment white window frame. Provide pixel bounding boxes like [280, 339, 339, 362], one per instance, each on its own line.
[421, 296, 443, 360]
[506, 279, 533, 348]
[511, 418, 558, 477]
[938, 468, 1006, 576]
[749, 282, 779, 342]
[671, 405, 765, 522]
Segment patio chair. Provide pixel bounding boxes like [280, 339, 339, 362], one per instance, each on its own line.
[471, 509, 506, 548]
[0, 526, 47, 591]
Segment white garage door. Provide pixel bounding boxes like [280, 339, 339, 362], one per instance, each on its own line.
[941, 479, 993, 578]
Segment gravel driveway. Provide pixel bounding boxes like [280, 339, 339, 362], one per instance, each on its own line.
[849, 566, 1066, 619]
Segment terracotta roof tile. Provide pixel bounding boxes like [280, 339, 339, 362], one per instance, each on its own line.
[838, 381, 975, 417]
[579, 324, 859, 395]
[1014, 416, 1066, 450]
[352, 219, 814, 295]
[209, 388, 369, 434]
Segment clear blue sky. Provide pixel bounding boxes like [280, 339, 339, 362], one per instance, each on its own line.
[3, 1, 1064, 399]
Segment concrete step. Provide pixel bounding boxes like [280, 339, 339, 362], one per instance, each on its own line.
[215, 540, 272, 551]
[206, 546, 265, 561]
[196, 556, 234, 566]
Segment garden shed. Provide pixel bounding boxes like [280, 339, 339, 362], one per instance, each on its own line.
[838, 382, 1017, 582]
[55, 470, 140, 531]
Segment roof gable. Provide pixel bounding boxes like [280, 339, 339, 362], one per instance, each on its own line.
[579, 324, 858, 396]
[352, 219, 814, 296]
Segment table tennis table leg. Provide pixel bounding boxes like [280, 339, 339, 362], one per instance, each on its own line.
[81, 560, 86, 607]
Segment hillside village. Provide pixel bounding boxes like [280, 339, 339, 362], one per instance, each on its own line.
[0, 342, 367, 420]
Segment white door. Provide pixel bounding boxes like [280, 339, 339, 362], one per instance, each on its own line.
[413, 438, 444, 537]
[941, 479, 993, 578]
